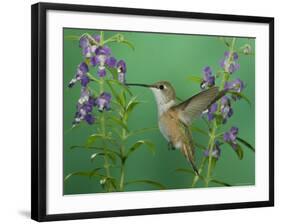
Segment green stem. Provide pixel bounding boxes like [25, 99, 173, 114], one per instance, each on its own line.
[191, 157, 207, 187]
[100, 31, 104, 45]
[119, 123, 127, 191]
[202, 37, 236, 187]
[99, 78, 112, 191]
[103, 34, 121, 45]
[206, 121, 217, 186]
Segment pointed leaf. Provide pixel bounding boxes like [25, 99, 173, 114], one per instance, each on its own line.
[121, 39, 135, 50]
[237, 137, 255, 152]
[128, 127, 159, 137]
[229, 91, 252, 107]
[86, 134, 108, 147]
[187, 75, 202, 84]
[210, 179, 232, 186]
[64, 168, 102, 182]
[64, 35, 80, 41]
[126, 97, 141, 114]
[191, 126, 209, 136]
[106, 80, 124, 108]
[109, 117, 129, 132]
[227, 143, 244, 160]
[91, 152, 116, 164]
[174, 168, 194, 174]
[127, 140, 155, 157]
[106, 66, 118, 80]
[125, 179, 166, 189]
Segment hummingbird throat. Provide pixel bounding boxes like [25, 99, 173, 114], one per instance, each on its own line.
[151, 88, 176, 116]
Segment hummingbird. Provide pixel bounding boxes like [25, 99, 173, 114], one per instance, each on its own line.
[126, 81, 224, 175]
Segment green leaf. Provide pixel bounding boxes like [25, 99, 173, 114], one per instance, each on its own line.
[108, 79, 132, 96]
[125, 179, 166, 189]
[128, 127, 158, 137]
[227, 143, 244, 160]
[126, 140, 155, 157]
[86, 134, 108, 147]
[125, 97, 140, 114]
[64, 35, 80, 41]
[70, 145, 104, 150]
[106, 66, 118, 80]
[187, 75, 202, 84]
[91, 152, 116, 164]
[191, 126, 209, 136]
[229, 91, 252, 107]
[64, 168, 102, 182]
[106, 80, 124, 108]
[194, 142, 206, 150]
[175, 168, 206, 181]
[237, 137, 255, 152]
[174, 168, 194, 174]
[210, 179, 232, 186]
[109, 117, 129, 132]
[121, 39, 135, 50]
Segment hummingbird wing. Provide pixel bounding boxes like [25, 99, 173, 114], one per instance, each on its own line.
[171, 87, 219, 125]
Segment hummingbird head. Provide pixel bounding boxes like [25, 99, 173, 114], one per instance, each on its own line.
[126, 81, 176, 114]
[149, 81, 176, 104]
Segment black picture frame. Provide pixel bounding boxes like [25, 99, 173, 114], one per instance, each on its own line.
[31, 2, 274, 222]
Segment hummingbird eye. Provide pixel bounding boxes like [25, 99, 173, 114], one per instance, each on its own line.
[159, 85, 164, 90]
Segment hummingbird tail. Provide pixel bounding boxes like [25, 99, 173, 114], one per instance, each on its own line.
[182, 143, 199, 176]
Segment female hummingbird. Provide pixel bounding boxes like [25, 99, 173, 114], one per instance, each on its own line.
[126, 81, 223, 175]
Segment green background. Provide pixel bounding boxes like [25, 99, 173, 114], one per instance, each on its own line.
[63, 28, 255, 195]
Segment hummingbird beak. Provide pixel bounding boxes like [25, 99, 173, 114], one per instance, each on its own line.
[126, 83, 157, 88]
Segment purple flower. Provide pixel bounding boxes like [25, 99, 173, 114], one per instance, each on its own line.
[206, 103, 218, 121]
[68, 62, 90, 88]
[204, 141, 221, 159]
[73, 88, 95, 126]
[224, 78, 245, 100]
[200, 66, 215, 89]
[220, 96, 233, 123]
[90, 46, 116, 77]
[219, 51, 240, 74]
[95, 92, 112, 112]
[117, 60, 127, 83]
[79, 34, 100, 58]
[224, 78, 245, 93]
[223, 126, 239, 150]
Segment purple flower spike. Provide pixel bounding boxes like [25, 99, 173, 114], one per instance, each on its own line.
[79, 62, 89, 73]
[72, 88, 95, 126]
[106, 57, 117, 68]
[224, 126, 239, 150]
[68, 62, 90, 88]
[204, 141, 221, 160]
[84, 114, 95, 124]
[95, 92, 112, 112]
[225, 78, 245, 93]
[117, 60, 127, 83]
[79, 36, 89, 49]
[206, 103, 218, 121]
[200, 66, 215, 89]
[95, 46, 111, 56]
[91, 45, 114, 77]
[90, 56, 98, 67]
[220, 96, 233, 123]
[92, 34, 101, 43]
[79, 35, 99, 58]
[80, 75, 90, 87]
[219, 51, 240, 74]
[98, 69, 106, 77]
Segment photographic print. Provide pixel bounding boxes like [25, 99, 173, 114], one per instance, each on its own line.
[31, 3, 273, 221]
[63, 29, 255, 195]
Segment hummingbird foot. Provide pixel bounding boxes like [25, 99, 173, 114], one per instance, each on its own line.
[168, 142, 176, 151]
